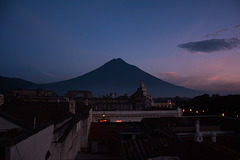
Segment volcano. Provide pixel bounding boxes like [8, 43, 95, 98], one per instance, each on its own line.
[39, 58, 202, 97]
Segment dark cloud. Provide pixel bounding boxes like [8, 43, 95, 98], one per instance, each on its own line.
[205, 28, 229, 38]
[178, 38, 240, 53]
[234, 25, 240, 29]
[204, 24, 240, 38]
[216, 28, 230, 33]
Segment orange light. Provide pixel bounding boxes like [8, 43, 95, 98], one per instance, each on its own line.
[196, 111, 198, 114]
[100, 119, 107, 123]
[202, 110, 205, 113]
[222, 113, 225, 117]
[116, 120, 122, 123]
[182, 109, 185, 112]
[190, 109, 192, 112]
[102, 114, 106, 118]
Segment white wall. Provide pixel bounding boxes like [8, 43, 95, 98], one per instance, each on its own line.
[6, 125, 54, 160]
[5, 108, 93, 160]
[50, 111, 92, 160]
[59, 117, 91, 160]
[92, 110, 183, 122]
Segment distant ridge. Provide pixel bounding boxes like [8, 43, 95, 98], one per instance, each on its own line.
[0, 58, 203, 97]
[0, 76, 39, 94]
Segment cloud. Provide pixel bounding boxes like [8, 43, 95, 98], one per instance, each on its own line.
[30, 63, 58, 79]
[157, 72, 240, 93]
[178, 38, 240, 53]
[204, 25, 240, 38]
[152, 50, 240, 93]
[234, 25, 240, 29]
[205, 28, 230, 37]
[216, 28, 230, 34]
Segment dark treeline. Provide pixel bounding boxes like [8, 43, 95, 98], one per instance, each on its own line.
[154, 94, 240, 117]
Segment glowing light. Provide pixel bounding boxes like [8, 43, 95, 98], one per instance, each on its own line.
[202, 110, 205, 113]
[116, 120, 122, 123]
[237, 115, 239, 118]
[182, 109, 185, 112]
[196, 111, 198, 114]
[99, 119, 107, 123]
[190, 109, 192, 112]
[102, 114, 106, 118]
[222, 113, 225, 117]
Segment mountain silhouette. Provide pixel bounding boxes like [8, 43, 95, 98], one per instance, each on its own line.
[39, 58, 202, 97]
[0, 58, 203, 97]
[0, 76, 39, 94]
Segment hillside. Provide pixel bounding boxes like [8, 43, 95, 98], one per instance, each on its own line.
[0, 76, 39, 94]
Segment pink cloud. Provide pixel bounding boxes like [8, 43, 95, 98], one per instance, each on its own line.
[154, 53, 240, 93]
[157, 71, 240, 92]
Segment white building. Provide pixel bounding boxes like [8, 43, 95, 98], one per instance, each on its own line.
[0, 101, 92, 160]
[92, 108, 183, 122]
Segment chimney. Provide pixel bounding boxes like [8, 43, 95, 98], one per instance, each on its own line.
[194, 120, 203, 143]
[33, 116, 36, 129]
[0, 94, 4, 106]
[84, 99, 89, 106]
[211, 132, 216, 143]
[69, 100, 76, 115]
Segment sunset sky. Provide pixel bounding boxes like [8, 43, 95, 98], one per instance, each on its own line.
[1, 0, 240, 93]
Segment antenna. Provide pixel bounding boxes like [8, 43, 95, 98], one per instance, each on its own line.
[33, 116, 36, 129]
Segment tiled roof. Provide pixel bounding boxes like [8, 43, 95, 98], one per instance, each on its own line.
[89, 122, 140, 141]
[0, 99, 91, 127]
[89, 118, 240, 160]
[142, 116, 240, 130]
[121, 137, 240, 160]
[0, 100, 72, 126]
[0, 110, 32, 129]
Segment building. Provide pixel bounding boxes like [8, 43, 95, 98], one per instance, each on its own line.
[89, 95, 132, 111]
[87, 116, 240, 160]
[154, 100, 176, 109]
[130, 82, 153, 110]
[7, 88, 57, 97]
[90, 83, 182, 122]
[90, 83, 153, 111]
[0, 89, 92, 160]
[92, 108, 183, 122]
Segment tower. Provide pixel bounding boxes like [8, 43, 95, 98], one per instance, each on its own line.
[141, 82, 147, 96]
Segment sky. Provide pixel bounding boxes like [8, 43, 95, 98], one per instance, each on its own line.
[1, 0, 240, 93]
